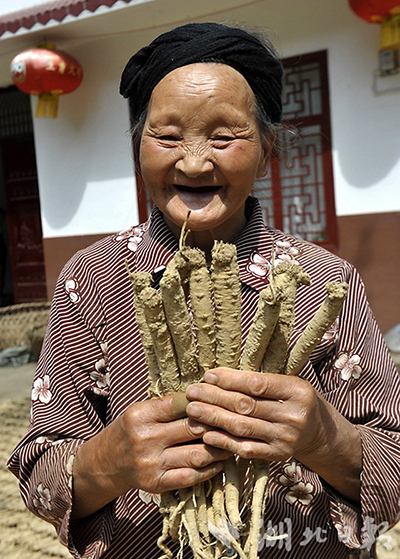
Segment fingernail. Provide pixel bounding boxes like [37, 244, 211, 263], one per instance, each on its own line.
[186, 385, 201, 399]
[204, 372, 218, 385]
[188, 403, 202, 418]
[203, 433, 219, 446]
[190, 421, 205, 435]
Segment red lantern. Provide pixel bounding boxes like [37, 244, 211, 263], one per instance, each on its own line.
[10, 45, 83, 118]
[349, 1, 400, 50]
[349, 0, 400, 23]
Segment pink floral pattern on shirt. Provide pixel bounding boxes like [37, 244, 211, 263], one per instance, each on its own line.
[247, 252, 270, 278]
[247, 240, 302, 279]
[274, 240, 300, 265]
[277, 460, 315, 507]
[323, 318, 339, 343]
[285, 481, 314, 506]
[115, 225, 146, 253]
[278, 461, 302, 487]
[65, 278, 80, 303]
[89, 342, 110, 396]
[32, 375, 52, 404]
[33, 483, 53, 519]
[334, 353, 362, 380]
[138, 490, 161, 507]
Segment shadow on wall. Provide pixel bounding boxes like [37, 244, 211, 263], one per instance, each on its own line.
[33, 40, 134, 233]
[34, 94, 133, 232]
[336, 114, 400, 187]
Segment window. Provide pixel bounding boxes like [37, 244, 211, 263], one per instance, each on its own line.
[252, 50, 337, 248]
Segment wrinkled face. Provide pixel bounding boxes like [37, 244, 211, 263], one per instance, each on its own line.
[139, 63, 270, 238]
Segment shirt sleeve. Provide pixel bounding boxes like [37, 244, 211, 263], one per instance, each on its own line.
[7, 258, 115, 559]
[319, 264, 400, 550]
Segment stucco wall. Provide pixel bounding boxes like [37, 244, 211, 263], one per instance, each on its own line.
[31, 37, 141, 238]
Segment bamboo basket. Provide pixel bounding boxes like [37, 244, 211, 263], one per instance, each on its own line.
[0, 302, 51, 357]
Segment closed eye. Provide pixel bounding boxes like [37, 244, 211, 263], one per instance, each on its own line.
[157, 135, 180, 141]
[212, 136, 236, 148]
[214, 136, 235, 142]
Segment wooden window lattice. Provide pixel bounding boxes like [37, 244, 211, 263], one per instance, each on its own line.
[252, 50, 337, 248]
[0, 86, 33, 140]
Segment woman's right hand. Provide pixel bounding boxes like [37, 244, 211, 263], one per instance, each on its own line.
[71, 395, 230, 519]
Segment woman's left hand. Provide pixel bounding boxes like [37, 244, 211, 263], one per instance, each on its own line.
[186, 367, 362, 503]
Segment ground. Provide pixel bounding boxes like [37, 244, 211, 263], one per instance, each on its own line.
[0, 385, 70, 558]
[0, 363, 399, 558]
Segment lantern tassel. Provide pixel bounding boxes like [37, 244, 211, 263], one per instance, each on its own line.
[35, 93, 59, 118]
[381, 15, 400, 51]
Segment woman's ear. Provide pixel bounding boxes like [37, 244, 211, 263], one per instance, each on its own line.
[133, 132, 142, 176]
[256, 130, 276, 179]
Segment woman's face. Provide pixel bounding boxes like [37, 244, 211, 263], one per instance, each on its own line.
[139, 63, 270, 239]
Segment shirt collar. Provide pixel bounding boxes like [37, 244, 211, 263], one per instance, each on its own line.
[134, 197, 275, 293]
[234, 197, 275, 292]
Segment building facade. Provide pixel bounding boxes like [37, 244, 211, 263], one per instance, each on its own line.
[0, 0, 399, 332]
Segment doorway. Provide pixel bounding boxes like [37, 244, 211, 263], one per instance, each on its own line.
[0, 86, 47, 305]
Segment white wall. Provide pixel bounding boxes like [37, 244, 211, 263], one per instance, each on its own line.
[32, 37, 140, 238]
[22, 0, 400, 241]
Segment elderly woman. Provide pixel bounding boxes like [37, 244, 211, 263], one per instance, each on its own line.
[8, 22, 399, 559]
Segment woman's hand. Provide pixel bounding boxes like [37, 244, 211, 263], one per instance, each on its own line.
[186, 368, 361, 503]
[71, 395, 231, 519]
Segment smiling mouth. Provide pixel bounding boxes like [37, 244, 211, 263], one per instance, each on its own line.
[174, 185, 222, 193]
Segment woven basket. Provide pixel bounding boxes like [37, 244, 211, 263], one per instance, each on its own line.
[0, 302, 51, 352]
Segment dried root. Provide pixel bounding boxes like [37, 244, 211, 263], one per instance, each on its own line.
[127, 224, 348, 559]
[211, 241, 242, 370]
[223, 456, 244, 533]
[139, 285, 180, 395]
[158, 492, 180, 558]
[179, 246, 216, 376]
[244, 459, 270, 559]
[285, 281, 348, 376]
[180, 487, 213, 559]
[211, 241, 243, 535]
[241, 284, 281, 372]
[261, 262, 311, 375]
[126, 267, 159, 396]
[160, 260, 199, 388]
[194, 483, 209, 541]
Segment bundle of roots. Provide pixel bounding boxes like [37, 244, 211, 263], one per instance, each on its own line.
[127, 232, 348, 559]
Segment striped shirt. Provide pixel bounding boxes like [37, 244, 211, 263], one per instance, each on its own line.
[8, 198, 400, 559]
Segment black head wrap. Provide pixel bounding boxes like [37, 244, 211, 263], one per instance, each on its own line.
[120, 22, 283, 125]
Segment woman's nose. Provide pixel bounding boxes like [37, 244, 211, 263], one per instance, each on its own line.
[175, 148, 214, 177]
